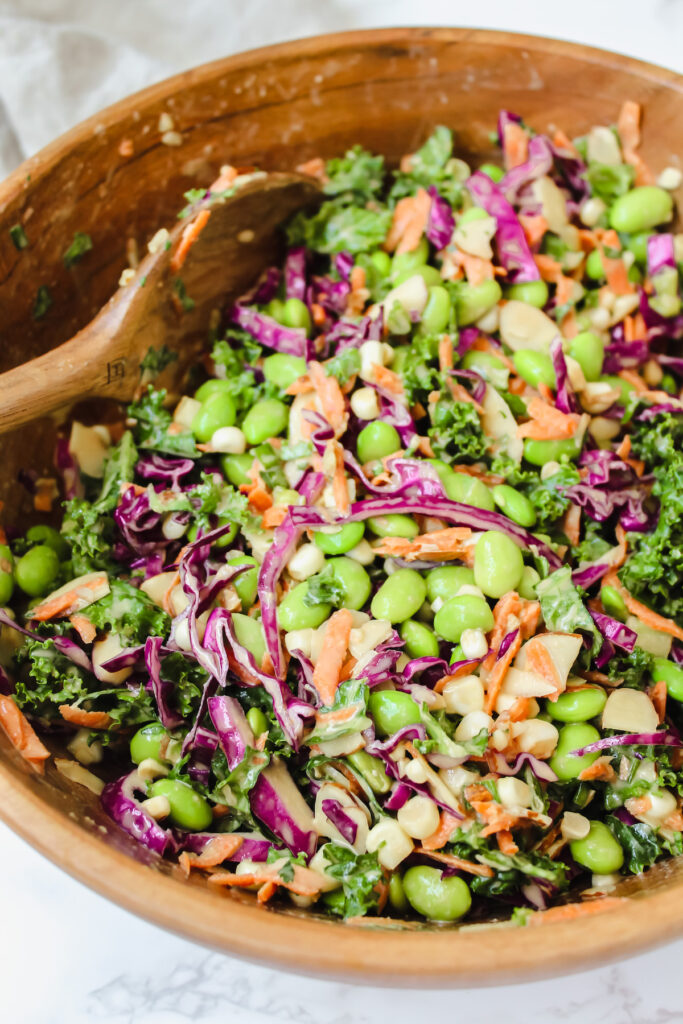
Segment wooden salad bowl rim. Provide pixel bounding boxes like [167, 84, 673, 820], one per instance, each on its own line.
[1, 27, 683, 985]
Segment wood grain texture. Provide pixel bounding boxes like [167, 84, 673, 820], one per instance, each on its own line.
[0, 27, 683, 984]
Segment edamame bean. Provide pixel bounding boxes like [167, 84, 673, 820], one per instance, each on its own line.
[402, 865, 471, 921]
[458, 207, 489, 225]
[434, 595, 494, 642]
[400, 619, 440, 659]
[585, 249, 606, 282]
[263, 353, 307, 389]
[366, 514, 419, 539]
[518, 565, 540, 601]
[392, 239, 430, 278]
[325, 557, 371, 611]
[14, 544, 59, 597]
[444, 472, 495, 511]
[523, 437, 581, 466]
[347, 750, 392, 794]
[505, 280, 549, 308]
[600, 584, 628, 622]
[624, 231, 651, 264]
[227, 555, 259, 609]
[512, 349, 556, 389]
[313, 522, 365, 555]
[600, 374, 636, 404]
[546, 687, 607, 723]
[194, 378, 233, 402]
[474, 531, 524, 599]
[371, 568, 427, 623]
[281, 297, 312, 333]
[278, 581, 331, 631]
[426, 566, 475, 604]
[371, 250, 392, 276]
[247, 707, 268, 737]
[479, 163, 504, 183]
[569, 331, 604, 382]
[549, 723, 600, 780]
[652, 658, 683, 702]
[394, 265, 443, 288]
[428, 459, 456, 485]
[148, 778, 213, 831]
[242, 399, 289, 445]
[233, 612, 266, 664]
[130, 722, 168, 765]
[420, 285, 452, 333]
[266, 298, 287, 322]
[0, 544, 14, 604]
[357, 422, 401, 464]
[609, 186, 673, 234]
[661, 372, 678, 394]
[570, 820, 624, 874]
[492, 485, 537, 527]
[462, 349, 508, 378]
[26, 525, 69, 559]
[455, 279, 502, 325]
[391, 346, 410, 373]
[221, 452, 254, 487]
[368, 690, 421, 736]
[388, 871, 408, 912]
[191, 392, 237, 442]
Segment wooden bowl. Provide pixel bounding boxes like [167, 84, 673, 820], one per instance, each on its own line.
[1, 27, 683, 986]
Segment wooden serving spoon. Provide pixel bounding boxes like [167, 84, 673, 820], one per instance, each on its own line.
[0, 172, 321, 434]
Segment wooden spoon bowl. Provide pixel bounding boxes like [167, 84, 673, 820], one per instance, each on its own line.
[1, 28, 683, 985]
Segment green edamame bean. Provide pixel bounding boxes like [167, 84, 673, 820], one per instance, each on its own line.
[585, 249, 606, 282]
[512, 349, 556, 390]
[371, 568, 427, 623]
[313, 522, 365, 556]
[434, 595, 494, 642]
[600, 374, 636, 404]
[325, 557, 372, 611]
[0, 544, 14, 604]
[191, 392, 237, 442]
[391, 346, 410, 373]
[394, 264, 443, 288]
[366, 514, 419, 540]
[347, 750, 392, 794]
[569, 331, 604, 382]
[492, 485, 537, 527]
[227, 555, 259, 609]
[26, 525, 69, 559]
[524, 437, 581, 466]
[262, 353, 307, 389]
[570, 820, 624, 874]
[444, 472, 495, 511]
[400, 619, 440, 659]
[403, 865, 471, 921]
[130, 722, 168, 765]
[371, 250, 392, 276]
[368, 690, 421, 736]
[505, 280, 549, 308]
[281, 297, 312, 333]
[247, 707, 268, 737]
[194, 378, 233, 402]
[462, 349, 508, 378]
[518, 565, 540, 601]
[652, 658, 683, 702]
[392, 239, 429, 278]
[474, 531, 524, 599]
[458, 207, 489, 225]
[600, 584, 628, 622]
[266, 298, 287, 322]
[14, 544, 59, 597]
[233, 612, 266, 664]
[624, 232, 651, 265]
[242, 399, 289, 445]
[426, 566, 475, 604]
[187, 518, 238, 548]
[428, 459, 456, 485]
[278, 581, 331, 631]
[357, 422, 401, 464]
[148, 778, 213, 831]
[609, 186, 673, 234]
[388, 871, 408, 912]
[547, 687, 607, 723]
[455, 279, 502, 326]
[549, 723, 600, 780]
[221, 452, 253, 487]
[420, 285, 452, 333]
[478, 163, 504, 183]
[661, 372, 678, 394]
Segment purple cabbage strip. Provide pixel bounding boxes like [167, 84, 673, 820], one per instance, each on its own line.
[456, 327, 480, 357]
[384, 782, 412, 812]
[497, 629, 519, 661]
[636, 403, 683, 421]
[500, 135, 553, 204]
[466, 169, 540, 283]
[135, 453, 195, 489]
[208, 695, 256, 770]
[571, 561, 611, 589]
[497, 109, 523, 146]
[449, 368, 487, 405]
[54, 437, 82, 500]
[589, 611, 637, 653]
[240, 265, 282, 304]
[177, 830, 275, 862]
[426, 185, 455, 249]
[229, 304, 307, 358]
[334, 251, 354, 281]
[321, 799, 358, 846]
[0, 664, 12, 695]
[308, 275, 350, 317]
[101, 770, 178, 856]
[647, 233, 676, 276]
[0, 609, 93, 673]
[573, 732, 683, 755]
[490, 752, 558, 783]
[602, 339, 649, 375]
[550, 336, 577, 414]
[326, 312, 383, 354]
[671, 642, 683, 667]
[284, 246, 307, 300]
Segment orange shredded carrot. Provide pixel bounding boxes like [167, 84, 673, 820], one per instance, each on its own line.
[527, 897, 625, 926]
[519, 214, 549, 249]
[285, 375, 313, 396]
[311, 302, 327, 327]
[461, 253, 495, 286]
[261, 506, 287, 529]
[69, 614, 96, 644]
[503, 121, 529, 170]
[617, 100, 653, 185]
[59, 705, 112, 730]
[373, 364, 404, 395]
[524, 637, 564, 700]
[33, 478, 57, 513]
[371, 527, 474, 564]
[650, 679, 667, 723]
[179, 834, 245, 876]
[483, 628, 522, 715]
[346, 265, 369, 316]
[434, 660, 485, 694]
[209, 165, 239, 191]
[311, 608, 354, 705]
[534, 253, 563, 281]
[438, 335, 454, 372]
[563, 503, 581, 547]
[328, 439, 350, 516]
[295, 157, 327, 182]
[482, 591, 522, 671]
[308, 361, 348, 436]
[603, 572, 683, 641]
[446, 376, 484, 412]
[508, 697, 531, 723]
[497, 829, 519, 855]
[384, 187, 432, 254]
[616, 435, 632, 460]
[599, 247, 634, 297]
[518, 600, 542, 641]
[240, 462, 272, 513]
[517, 396, 579, 441]
[552, 128, 579, 156]
[171, 208, 211, 273]
[208, 862, 323, 898]
[30, 573, 110, 621]
[414, 847, 494, 878]
[578, 756, 617, 782]
[0, 695, 50, 773]
[421, 811, 462, 851]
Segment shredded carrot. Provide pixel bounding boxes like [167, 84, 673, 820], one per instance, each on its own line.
[434, 660, 485, 694]
[33, 478, 57, 513]
[414, 847, 494, 878]
[446, 376, 484, 412]
[524, 636, 566, 700]
[179, 834, 245, 876]
[497, 829, 519, 855]
[517, 396, 580, 441]
[503, 121, 529, 170]
[311, 302, 327, 327]
[552, 128, 579, 156]
[328, 439, 350, 516]
[519, 214, 549, 249]
[373, 364, 404, 395]
[603, 571, 683, 641]
[285, 375, 313, 396]
[508, 697, 531, 723]
[616, 435, 632, 460]
[371, 527, 474, 564]
[261, 506, 287, 529]
[311, 608, 354, 705]
[461, 253, 495, 286]
[527, 897, 625, 926]
[209, 165, 239, 191]
[308, 361, 348, 436]
[599, 247, 634, 297]
[295, 157, 327, 182]
[208, 861, 323, 898]
[578, 756, 617, 782]
[438, 335, 454, 372]
[617, 100, 653, 185]
[59, 705, 112, 730]
[650, 679, 667, 723]
[483, 628, 522, 715]
[30, 573, 110, 621]
[171, 208, 211, 273]
[563, 503, 581, 547]
[421, 811, 462, 851]
[240, 461, 272, 513]
[384, 187, 432, 254]
[0, 695, 50, 773]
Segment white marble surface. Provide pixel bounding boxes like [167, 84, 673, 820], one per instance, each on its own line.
[3, 1, 683, 1021]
